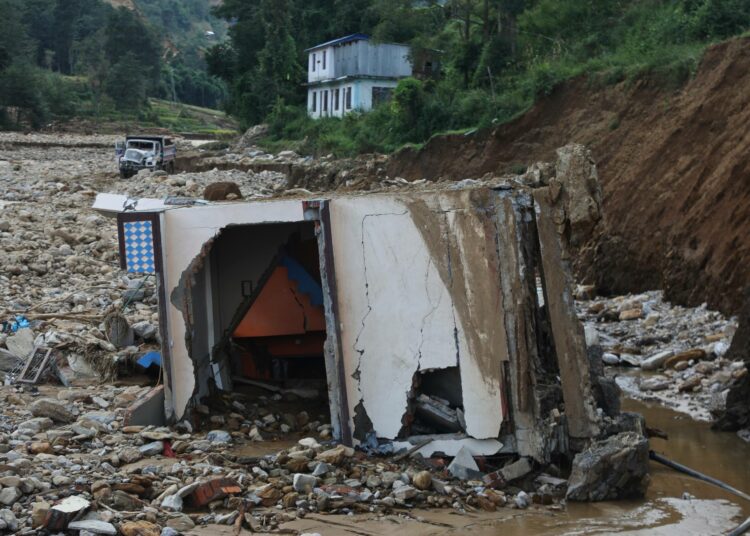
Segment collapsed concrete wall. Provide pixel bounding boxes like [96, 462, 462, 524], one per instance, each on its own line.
[153, 146, 646, 475]
[328, 191, 508, 441]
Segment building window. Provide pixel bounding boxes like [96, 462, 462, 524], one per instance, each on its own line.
[311, 91, 317, 112]
[323, 90, 328, 112]
[311, 53, 316, 72]
[346, 87, 352, 110]
[334, 88, 340, 111]
[372, 87, 394, 107]
[322, 50, 326, 70]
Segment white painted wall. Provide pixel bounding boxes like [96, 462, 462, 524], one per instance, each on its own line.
[328, 193, 506, 441]
[307, 40, 411, 83]
[308, 79, 399, 118]
[308, 45, 335, 83]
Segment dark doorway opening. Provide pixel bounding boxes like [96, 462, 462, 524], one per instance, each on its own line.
[206, 221, 331, 422]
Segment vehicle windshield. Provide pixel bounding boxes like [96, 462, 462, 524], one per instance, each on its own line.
[126, 140, 157, 153]
[124, 149, 146, 162]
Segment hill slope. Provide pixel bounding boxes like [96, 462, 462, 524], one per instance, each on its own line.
[388, 37, 750, 315]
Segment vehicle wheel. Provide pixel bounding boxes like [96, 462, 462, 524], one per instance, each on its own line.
[119, 169, 127, 179]
[168, 162, 175, 174]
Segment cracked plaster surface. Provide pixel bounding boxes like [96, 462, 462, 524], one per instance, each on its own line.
[330, 194, 504, 440]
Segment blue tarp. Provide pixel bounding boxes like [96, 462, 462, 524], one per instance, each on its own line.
[280, 255, 324, 307]
[137, 351, 161, 368]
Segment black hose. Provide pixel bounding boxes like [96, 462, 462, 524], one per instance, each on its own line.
[649, 450, 750, 502]
[729, 517, 750, 536]
[649, 451, 750, 535]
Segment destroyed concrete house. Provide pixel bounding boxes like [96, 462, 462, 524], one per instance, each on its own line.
[96, 148, 617, 465]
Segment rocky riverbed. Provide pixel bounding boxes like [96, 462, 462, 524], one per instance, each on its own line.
[578, 289, 745, 427]
[0, 380, 549, 534]
[0, 133, 571, 535]
[1, 131, 748, 535]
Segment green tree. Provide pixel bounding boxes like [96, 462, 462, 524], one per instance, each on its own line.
[106, 52, 148, 109]
[104, 7, 161, 85]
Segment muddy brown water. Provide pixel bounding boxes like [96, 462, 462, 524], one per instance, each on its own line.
[189, 398, 750, 535]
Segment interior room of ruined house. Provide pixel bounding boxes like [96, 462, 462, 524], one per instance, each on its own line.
[188, 221, 331, 412]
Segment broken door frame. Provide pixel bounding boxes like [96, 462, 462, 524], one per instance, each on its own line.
[116, 211, 174, 406]
[304, 200, 352, 445]
[153, 200, 352, 444]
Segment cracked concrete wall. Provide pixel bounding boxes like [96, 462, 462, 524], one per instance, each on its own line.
[162, 201, 305, 421]
[160, 192, 513, 442]
[328, 192, 508, 441]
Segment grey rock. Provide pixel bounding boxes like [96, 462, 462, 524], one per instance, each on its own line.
[132, 321, 158, 341]
[119, 447, 143, 464]
[161, 494, 183, 512]
[161, 529, 181, 536]
[602, 352, 620, 365]
[293, 473, 317, 494]
[139, 441, 164, 456]
[0, 349, 23, 372]
[166, 514, 194, 532]
[0, 476, 20, 488]
[381, 471, 400, 486]
[640, 377, 670, 392]
[207, 430, 231, 443]
[68, 520, 117, 535]
[30, 398, 75, 423]
[122, 289, 145, 302]
[514, 490, 530, 508]
[312, 462, 330, 476]
[5, 328, 35, 359]
[640, 350, 674, 371]
[393, 485, 417, 500]
[619, 354, 643, 367]
[0, 487, 21, 506]
[500, 457, 532, 482]
[80, 411, 116, 425]
[0, 509, 17, 532]
[567, 432, 650, 501]
[176, 482, 200, 498]
[16, 417, 53, 434]
[112, 490, 140, 510]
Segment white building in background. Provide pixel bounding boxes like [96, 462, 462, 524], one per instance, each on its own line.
[306, 34, 431, 119]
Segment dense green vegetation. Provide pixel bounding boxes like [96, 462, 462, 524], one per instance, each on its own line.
[0, 0, 228, 129]
[209, 0, 750, 156]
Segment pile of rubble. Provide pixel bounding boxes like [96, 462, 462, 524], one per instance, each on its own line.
[577, 289, 744, 421]
[0, 382, 571, 535]
[0, 134, 662, 533]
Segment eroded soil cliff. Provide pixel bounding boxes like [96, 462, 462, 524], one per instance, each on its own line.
[388, 37, 750, 315]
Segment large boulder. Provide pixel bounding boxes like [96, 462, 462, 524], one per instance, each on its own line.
[203, 181, 243, 201]
[566, 432, 649, 501]
[30, 399, 75, 423]
[549, 144, 603, 246]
